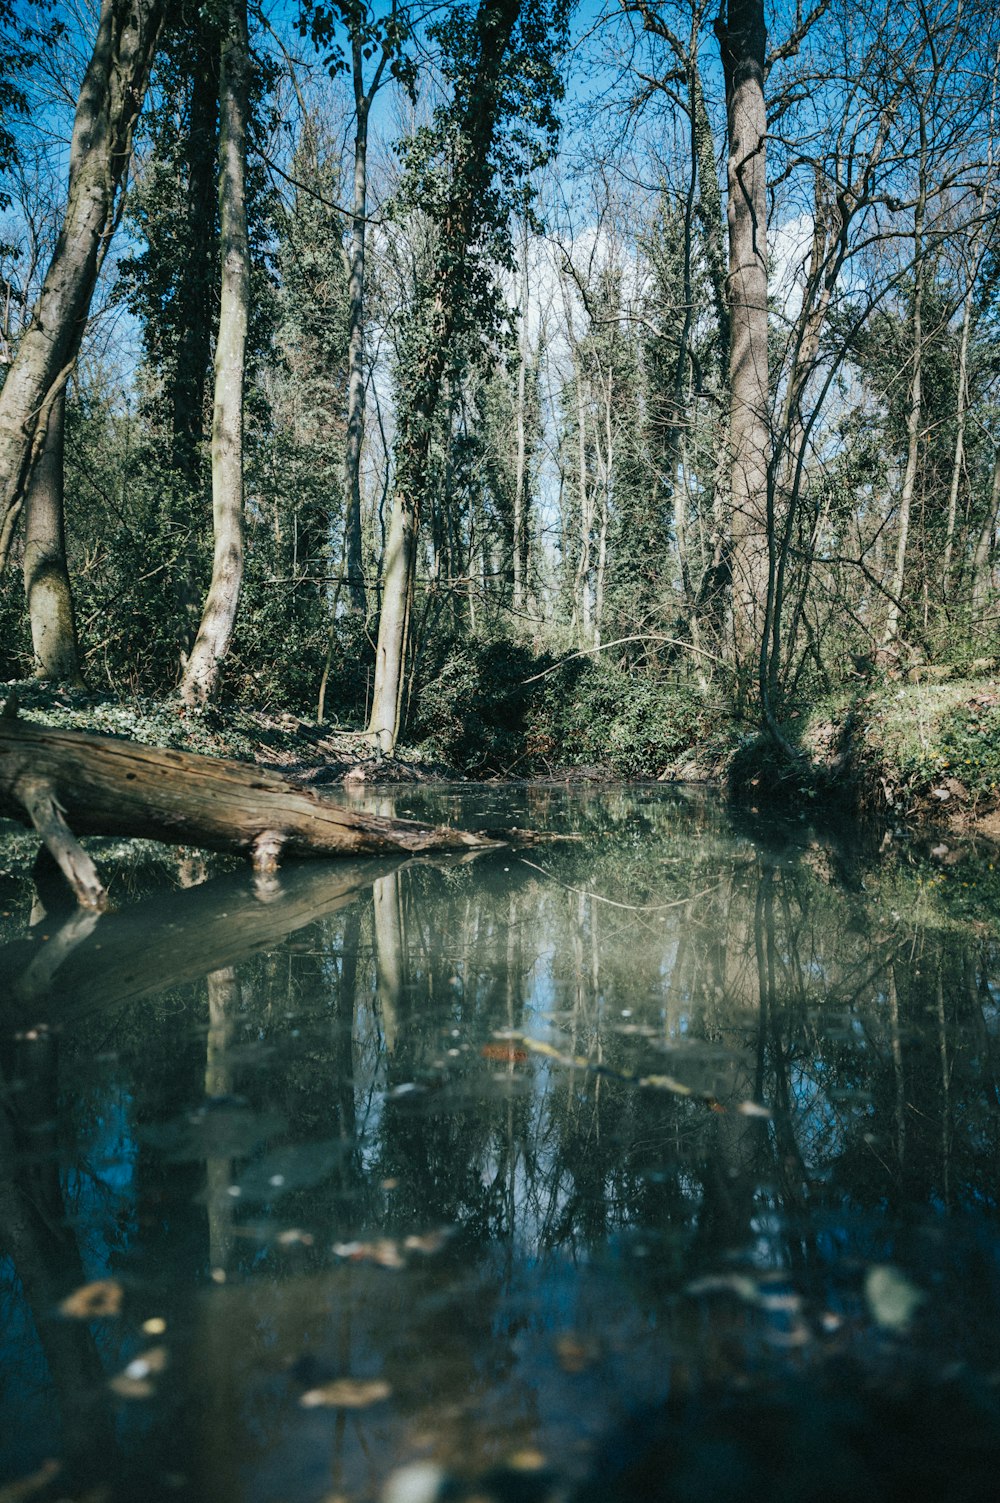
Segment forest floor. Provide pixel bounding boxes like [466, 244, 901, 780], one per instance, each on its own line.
[2, 674, 999, 839]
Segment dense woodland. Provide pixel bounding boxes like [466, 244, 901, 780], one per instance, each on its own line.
[1, 0, 999, 775]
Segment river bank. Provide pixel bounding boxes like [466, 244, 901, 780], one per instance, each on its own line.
[2, 673, 999, 840]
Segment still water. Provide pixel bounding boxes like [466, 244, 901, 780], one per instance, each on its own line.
[2, 785, 1000, 1502]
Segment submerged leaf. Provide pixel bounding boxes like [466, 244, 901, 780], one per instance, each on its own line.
[865, 1265, 925, 1331]
[299, 1378, 391, 1409]
[59, 1279, 123, 1319]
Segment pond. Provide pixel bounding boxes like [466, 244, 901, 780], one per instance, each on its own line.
[1, 784, 1000, 1503]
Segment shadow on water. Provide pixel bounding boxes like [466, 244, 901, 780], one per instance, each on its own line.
[0, 785, 999, 1501]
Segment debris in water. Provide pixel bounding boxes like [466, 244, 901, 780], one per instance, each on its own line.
[109, 1373, 155, 1400]
[737, 1100, 773, 1118]
[59, 1279, 123, 1319]
[0, 1458, 62, 1501]
[865, 1264, 925, 1332]
[381, 1461, 444, 1503]
[481, 1042, 528, 1063]
[555, 1333, 596, 1374]
[299, 1378, 391, 1409]
[333, 1230, 450, 1267]
[508, 1449, 547, 1471]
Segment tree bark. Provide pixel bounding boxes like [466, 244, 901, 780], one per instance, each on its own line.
[715, 0, 770, 688]
[512, 228, 530, 613]
[181, 0, 249, 704]
[22, 385, 84, 684]
[0, 0, 164, 572]
[883, 126, 926, 653]
[367, 0, 523, 754]
[342, 30, 374, 615]
[943, 269, 974, 590]
[0, 702, 497, 910]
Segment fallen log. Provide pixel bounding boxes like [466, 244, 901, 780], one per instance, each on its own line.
[0, 697, 498, 909]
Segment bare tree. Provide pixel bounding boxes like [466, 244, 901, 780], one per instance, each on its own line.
[181, 0, 250, 704]
[0, 0, 165, 573]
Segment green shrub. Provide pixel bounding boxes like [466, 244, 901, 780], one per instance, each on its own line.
[407, 634, 544, 772]
[409, 631, 713, 777]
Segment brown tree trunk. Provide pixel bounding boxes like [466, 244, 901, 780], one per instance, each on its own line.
[715, 0, 770, 690]
[181, 0, 249, 704]
[22, 386, 84, 684]
[0, 0, 164, 572]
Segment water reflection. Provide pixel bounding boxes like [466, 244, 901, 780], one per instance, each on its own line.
[1, 788, 999, 1501]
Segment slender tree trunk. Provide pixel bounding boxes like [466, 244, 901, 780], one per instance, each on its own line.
[368, 0, 523, 753]
[22, 386, 83, 684]
[972, 451, 1000, 619]
[0, 0, 164, 572]
[204, 967, 237, 1269]
[943, 275, 973, 590]
[715, 0, 770, 692]
[575, 369, 593, 645]
[691, 55, 730, 381]
[373, 871, 404, 1054]
[593, 368, 612, 649]
[883, 129, 926, 653]
[512, 231, 530, 614]
[343, 32, 371, 615]
[173, 21, 220, 478]
[181, 0, 250, 705]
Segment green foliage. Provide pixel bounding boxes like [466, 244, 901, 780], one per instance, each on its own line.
[297, 1, 416, 93]
[538, 660, 711, 778]
[409, 630, 713, 777]
[408, 631, 544, 771]
[881, 689, 1000, 805]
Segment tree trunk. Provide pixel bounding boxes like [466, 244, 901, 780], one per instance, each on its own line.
[343, 30, 371, 615]
[972, 451, 1000, 619]
[0, 0, 164, 572]
[883, 131, 926, 653]
[715, 0, 770, 689]
[0, 701, 497, 910]
[575, 358, 593, 645]
[691, 55, 730, 381]
[368, 475, 416, 752]
[943, 272, 973, 590]
[22, 386, 84, 684]
[181, 0, 249, 704]
[512, 231, 530, 614]
[367, 0, 523, 754]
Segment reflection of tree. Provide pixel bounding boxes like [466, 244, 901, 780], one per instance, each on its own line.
[0, 1037, 114, 1486]
[205, 967, 239, 1271]
[3, 791, 1000, 1490]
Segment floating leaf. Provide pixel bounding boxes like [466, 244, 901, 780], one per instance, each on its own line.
[0, 1459, 61, 1502]
[555, 1333, 596, 1374]
[299, 1378, 391, 1409]
[60, 1279, 123, 1319]
[481, 1043, 528, 1063]
[109, 1374, 154, 1400]
[382, 1462, 445, 1503]
[865, 1265, 925, 1331]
